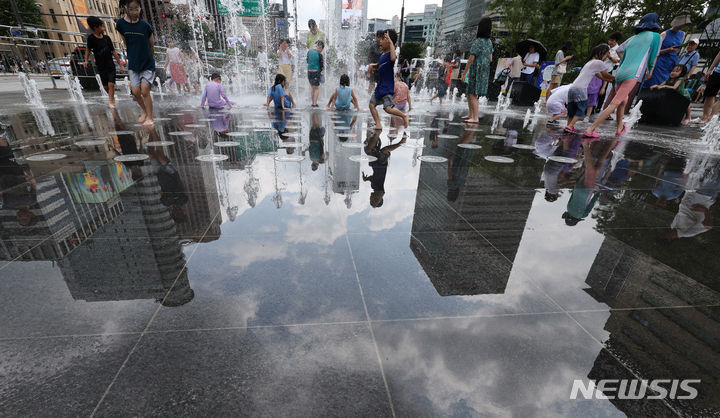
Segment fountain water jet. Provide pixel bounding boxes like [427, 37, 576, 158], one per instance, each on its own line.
[63, 73, 86, 103]
[18, 72, 45, 108]
[95, 74, 108, 97]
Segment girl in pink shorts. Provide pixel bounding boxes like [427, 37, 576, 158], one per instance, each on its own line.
[584, 13, 662, 138]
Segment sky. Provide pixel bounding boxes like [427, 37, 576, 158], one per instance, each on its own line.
[366, 0, 430, 20]
[294, 0, 433, 31]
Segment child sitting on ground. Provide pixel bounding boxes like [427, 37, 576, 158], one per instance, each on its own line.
[327, 74, 359, 111]
[393, 75, 412, 113]
[200, 73, 233, 109]
[650, 64, 692, 124]
[265, 73, 295, 110]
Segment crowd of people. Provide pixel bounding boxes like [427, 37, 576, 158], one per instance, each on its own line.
[71, 2, 720, 141]
[538, 10, 713, 137]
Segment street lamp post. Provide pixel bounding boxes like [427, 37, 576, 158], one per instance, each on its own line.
[398, 0, 404, 48]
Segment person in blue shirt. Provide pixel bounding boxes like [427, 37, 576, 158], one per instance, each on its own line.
[307, 40, 325, 107]
[264, 73, 295, 110]
[326, 74, 359, 111]
[116, 0, 155, 125]
[678, 38, 699, 78]
[367, 29, 408, 130]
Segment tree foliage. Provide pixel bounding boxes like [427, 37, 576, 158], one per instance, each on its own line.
[489, 0, 709, 66]
[400, 42, 425, 61]
[170, 20, 217, 50]
[171, 20, 193, 44]
[0, 0, 43, 27]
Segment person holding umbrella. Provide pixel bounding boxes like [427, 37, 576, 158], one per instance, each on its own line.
[517, 39, 547, 85]
[521, 46, 539, 83]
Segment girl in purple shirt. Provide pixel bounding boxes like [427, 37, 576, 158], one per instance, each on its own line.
[200, 73, 233, 109]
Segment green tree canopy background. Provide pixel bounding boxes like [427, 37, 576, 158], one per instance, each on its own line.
[0, 0, 43, 27]
[400, 42, 425, 61]
[489, 0, 711, 67]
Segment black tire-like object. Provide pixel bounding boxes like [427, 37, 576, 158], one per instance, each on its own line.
[509, 81, 541, 106]
[638, 89, 690, 126]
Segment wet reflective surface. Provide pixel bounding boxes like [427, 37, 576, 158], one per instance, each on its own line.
[1, 92, 719, 417]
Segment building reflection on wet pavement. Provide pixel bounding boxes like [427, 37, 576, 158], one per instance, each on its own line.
[1, 96, 718, 417]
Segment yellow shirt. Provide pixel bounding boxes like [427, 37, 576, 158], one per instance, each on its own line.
[306, 30, 326, 49]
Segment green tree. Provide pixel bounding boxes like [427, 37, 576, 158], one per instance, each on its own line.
[171, 19, 193, 44]
[491, 0, 709, 67]
[0, 0, 42, 27]
[490, 0, 595, 61]
[170, 20, 216, 50]
[400, 41, 425, 61]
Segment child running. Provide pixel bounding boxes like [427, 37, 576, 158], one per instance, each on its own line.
[650, 64, 692, 123]
[327, 74, 359, 111]
[116, 0, 155, 125]
[266, 73, 295, 110]
[367, 29, 408, 130]
[200, 73, 233, 109]
[564, 44, 614, 133]
[84, 16, 123, 107]
[307, 40, 325, 107]
[393, 75, 412, 112]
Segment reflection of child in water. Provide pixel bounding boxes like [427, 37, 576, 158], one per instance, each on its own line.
[309, 111, 326, 171]
[0, 137, 37, 226]
[209, 109, 230, 135]
[362, 130, 405, 207]
[146, 127, 188, 222]
[652, 157, 685, 209]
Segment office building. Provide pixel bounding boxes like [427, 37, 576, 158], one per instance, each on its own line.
[368, 18, 392, 33]
[34, 0, 122, 59]
[439, 0, 486, 40]
[401, 4, 441, 48]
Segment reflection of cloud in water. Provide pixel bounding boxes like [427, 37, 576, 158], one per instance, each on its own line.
[508, 191, 606, 309]
[220, 149, 424, 237]
[221, 240, 287, 270]
[377, 316, 610, 417]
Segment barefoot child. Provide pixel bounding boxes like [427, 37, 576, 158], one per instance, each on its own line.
[307, 40, 324, 107]
[84, 16, 123, 107]
[327, 74, 359, 111]
[116, 0, 155, 125]
[200, 73, 233, 109]
[265, 73, 295, 110]
[393, 75, 412, 112]
[367, 29, 408, 130]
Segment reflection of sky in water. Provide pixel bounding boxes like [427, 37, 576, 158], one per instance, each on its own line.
[3, 92, 719, 417]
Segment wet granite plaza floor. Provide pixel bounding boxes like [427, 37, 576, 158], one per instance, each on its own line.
[1, 89, 719, 417]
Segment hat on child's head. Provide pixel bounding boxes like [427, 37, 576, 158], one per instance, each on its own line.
[633, 13, 661, 30]
[689, 38, 700, 45]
